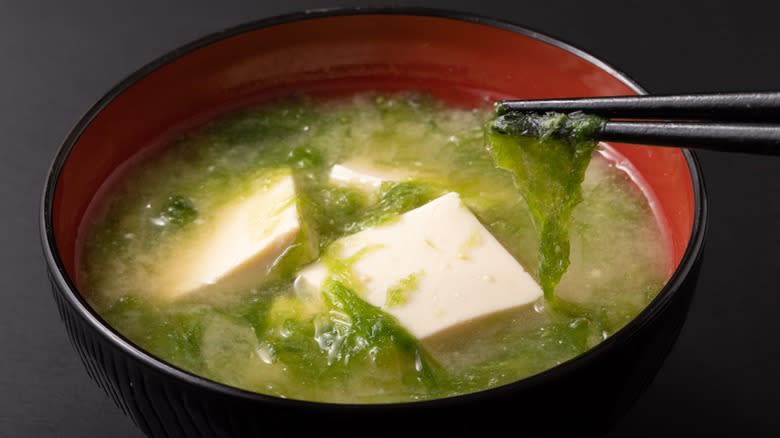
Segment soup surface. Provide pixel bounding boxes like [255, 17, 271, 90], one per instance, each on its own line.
[80, 93, 669, 403]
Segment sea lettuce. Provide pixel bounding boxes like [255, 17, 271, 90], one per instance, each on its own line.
[362, 181, 441, 227]
[254, 240, 443, 392]
[485, 111, 605, 307]
[320, 279, 441, 386]
[102, 296, 207, 370]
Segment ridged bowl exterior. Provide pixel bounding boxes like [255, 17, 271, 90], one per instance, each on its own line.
[47, 262, 701, 437]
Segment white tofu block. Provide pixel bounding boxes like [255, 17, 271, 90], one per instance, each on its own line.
[161, 171, 313, 299]
[295, 192, 542, 345]
[328, 161, 410, 194]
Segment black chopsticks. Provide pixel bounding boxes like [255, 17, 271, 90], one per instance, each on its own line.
[496, 92, 780, 155]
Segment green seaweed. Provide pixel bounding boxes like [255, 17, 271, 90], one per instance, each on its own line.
[287, 145, 324, 169]
[102, 296, 207, 371]
[298, 185, 369, 248]
[451, 318, 594, 392]
[253, 279, 443, 392]
[485, 111, 605, 307]
[159, 195, 197, 227]
[321, 279, 442, 386]
[361, 181, 442, 227]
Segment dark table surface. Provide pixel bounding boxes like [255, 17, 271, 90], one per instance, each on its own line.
[3, 0, 780, 436]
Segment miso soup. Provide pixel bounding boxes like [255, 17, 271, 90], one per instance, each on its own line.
[80, 93, 669, 403]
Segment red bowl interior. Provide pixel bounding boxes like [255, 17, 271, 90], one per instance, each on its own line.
[50, 13, 695, 288]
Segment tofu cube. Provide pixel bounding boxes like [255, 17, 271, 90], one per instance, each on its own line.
[328, 161, 411, 194]
[295, 192, 542, 351]
[161, 170, 316, 299]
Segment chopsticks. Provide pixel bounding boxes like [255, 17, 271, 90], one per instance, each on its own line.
[496, 92, 780, 155]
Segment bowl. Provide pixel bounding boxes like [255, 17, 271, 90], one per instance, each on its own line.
[40, 7, 707, 437]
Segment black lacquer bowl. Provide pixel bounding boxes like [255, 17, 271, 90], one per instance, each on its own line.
[41, 8, 707, 437]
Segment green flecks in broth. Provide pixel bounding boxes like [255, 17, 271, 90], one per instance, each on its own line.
[81, 93, 667, 403]
[385, 272, 423, 307]
[157, 194, 198, 228]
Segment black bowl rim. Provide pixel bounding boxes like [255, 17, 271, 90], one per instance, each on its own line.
[40, 6, 708, 411]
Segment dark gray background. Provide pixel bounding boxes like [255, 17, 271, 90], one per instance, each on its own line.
[3, 0, 779, 436]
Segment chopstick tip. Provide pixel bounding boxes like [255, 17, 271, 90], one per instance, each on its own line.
[494, 100, 511, 115]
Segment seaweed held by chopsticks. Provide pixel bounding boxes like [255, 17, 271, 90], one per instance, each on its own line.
[485, 111, 604, 309]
